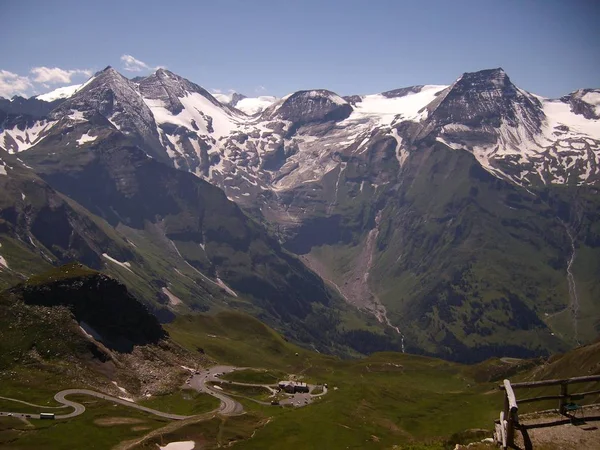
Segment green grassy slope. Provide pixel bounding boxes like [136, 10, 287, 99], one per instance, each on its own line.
[283, 138, 600, 362]
[166, 312, 505, 449]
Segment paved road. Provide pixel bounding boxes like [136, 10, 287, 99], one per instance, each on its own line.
[0, 389, 191, 421]
[187, 365, 244, 415]
[1, 365, 326, 421]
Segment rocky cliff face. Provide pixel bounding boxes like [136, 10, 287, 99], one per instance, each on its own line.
[14, 264, 166, 351]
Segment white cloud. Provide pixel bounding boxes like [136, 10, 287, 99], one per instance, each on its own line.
[120, 54, 164, 73]
[0, 70, 34, 98]
[30, 66, 92, 84]
[255, 85, 267, 93]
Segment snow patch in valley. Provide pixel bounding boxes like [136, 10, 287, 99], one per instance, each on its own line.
[216, 277, 238, 297]
[112, 381, 135, 402]
[235, 96, 278, 115]
[161, 287, 183, 306]
[102, 253, 133, 272]
[159, 442, 195, 450]
[0, 254, 8, 269]
[346, 85, 447, 126]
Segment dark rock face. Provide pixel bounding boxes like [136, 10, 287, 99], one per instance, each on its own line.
[561, 89, 600, 120]
[0, 96, 64, 118]
[15, 268, 166, 352]
[381, 85, 424, 99]
[427, 68, 544, 129]
[139, 69, 231, 115]
[229, 92, 247, 108]
[268, 90, 353, 127]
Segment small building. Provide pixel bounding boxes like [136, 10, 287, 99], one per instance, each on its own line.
[278, 380, 309, 394]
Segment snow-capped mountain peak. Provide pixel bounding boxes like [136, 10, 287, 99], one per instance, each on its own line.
[426, 69, 600, 185]
[2, 66, 599, 192]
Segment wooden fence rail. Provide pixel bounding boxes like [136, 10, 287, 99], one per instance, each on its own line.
[494, 375, 600, 449]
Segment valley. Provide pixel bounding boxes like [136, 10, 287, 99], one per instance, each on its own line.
[1, 65, 599, 361]
[2, 3, 598, 449]
[0, 265, 598, 449]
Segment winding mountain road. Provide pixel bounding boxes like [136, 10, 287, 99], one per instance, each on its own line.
[0, 389, 190, 421]
[188, 365, 244, 415]
[0, 366, 244, 421]
[1, 365, 324, 421]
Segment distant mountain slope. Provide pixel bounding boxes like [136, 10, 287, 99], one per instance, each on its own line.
[9, 118, 377, 353]
[2, 65, 599, 361]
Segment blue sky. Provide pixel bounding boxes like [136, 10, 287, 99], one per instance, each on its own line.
[1, 0, 598, 98]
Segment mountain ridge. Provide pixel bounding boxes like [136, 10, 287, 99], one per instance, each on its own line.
[1, 65, 599, 362]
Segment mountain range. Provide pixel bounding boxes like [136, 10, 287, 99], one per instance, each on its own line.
[1, 66, 599, 362]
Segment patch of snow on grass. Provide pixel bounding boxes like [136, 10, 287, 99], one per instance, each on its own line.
[0, 254, 8, 269]
[159, 442, 196, 450]
[102, 253, 133, 273]
[216, 278, 238, 297]
[112, 381, 134, 402]
[162, 287, 183, 306]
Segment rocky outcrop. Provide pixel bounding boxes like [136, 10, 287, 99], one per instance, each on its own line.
[13, 264, 166, 352]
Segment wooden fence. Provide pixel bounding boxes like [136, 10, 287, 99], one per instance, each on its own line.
[494, 375, 600, 449]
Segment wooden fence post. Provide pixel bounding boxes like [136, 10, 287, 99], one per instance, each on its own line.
[500, 411, 507, 449]
[503, 379, 518, 448]
[559, 382, 568, 413]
